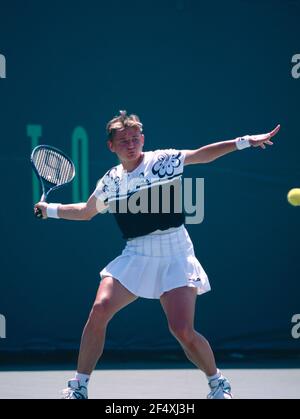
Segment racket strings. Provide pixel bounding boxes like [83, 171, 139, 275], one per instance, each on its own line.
[33, 149, 74, 185]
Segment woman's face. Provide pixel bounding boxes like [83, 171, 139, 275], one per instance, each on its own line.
[108, 127, 144, 162]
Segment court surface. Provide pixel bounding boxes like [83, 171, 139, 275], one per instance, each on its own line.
[0, 367, 299, 399]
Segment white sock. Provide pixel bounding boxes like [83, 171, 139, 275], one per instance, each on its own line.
[207, 368, 222, 384]
[75, 372, 90, 387]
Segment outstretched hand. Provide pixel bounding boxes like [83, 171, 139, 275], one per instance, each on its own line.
[248, 124, 281, 149]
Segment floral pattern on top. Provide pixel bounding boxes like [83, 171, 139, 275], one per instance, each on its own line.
[94, 150, 185, 202]
[152, 152, 182, 178]
[100, 167, 121, 198]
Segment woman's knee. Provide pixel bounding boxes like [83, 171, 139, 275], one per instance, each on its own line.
[169, 323, 195, 346]
[89, 298, 114, 325]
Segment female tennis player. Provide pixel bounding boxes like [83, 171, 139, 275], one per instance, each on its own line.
[35, 111, 280, 399]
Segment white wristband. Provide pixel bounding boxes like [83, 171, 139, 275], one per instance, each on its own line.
[46, 203, 61, 219]
[236, 136, 251, 150]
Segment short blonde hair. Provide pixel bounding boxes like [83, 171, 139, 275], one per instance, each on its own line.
[106, 110, 143, 140]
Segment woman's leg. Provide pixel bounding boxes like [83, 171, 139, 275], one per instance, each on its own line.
[77, 276, 138, 374]
[160, 286, 217, 376]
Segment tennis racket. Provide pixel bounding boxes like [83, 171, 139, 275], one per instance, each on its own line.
[31, 145, 75, 218]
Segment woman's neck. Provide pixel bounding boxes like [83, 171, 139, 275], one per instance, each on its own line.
[121, 152, 144, 172]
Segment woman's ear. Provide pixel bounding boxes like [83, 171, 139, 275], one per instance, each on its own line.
[107, 139, 114, 152]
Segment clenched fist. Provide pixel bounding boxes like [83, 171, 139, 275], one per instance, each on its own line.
[34, 202, 48, 219]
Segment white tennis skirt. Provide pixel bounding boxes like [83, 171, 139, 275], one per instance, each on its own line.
[100, 225, 211, 299]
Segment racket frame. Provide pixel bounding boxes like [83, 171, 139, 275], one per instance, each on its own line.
[31, 144, 76, 217]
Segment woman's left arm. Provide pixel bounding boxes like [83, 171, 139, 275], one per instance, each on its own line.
[184, 124, 281, 165]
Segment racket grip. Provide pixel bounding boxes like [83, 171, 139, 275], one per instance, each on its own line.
[34, 194, 47, 219]
[34, 207, 44, 219]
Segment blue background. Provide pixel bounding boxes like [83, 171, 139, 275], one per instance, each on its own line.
[0, 0, 299, 363]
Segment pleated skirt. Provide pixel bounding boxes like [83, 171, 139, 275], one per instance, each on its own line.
[100, 225, 211, 299]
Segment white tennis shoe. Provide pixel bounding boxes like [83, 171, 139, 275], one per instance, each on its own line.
[207, 376, 233, 399]
[61, 379, 88, 399]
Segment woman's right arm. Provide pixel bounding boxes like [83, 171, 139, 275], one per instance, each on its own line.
[34, 193, 108, 221]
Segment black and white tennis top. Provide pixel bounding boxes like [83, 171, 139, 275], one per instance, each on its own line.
[93, 149, 186, 239]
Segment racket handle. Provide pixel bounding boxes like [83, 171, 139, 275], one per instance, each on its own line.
[34, 207, 44, 218]
[34, 194, 47, 219]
